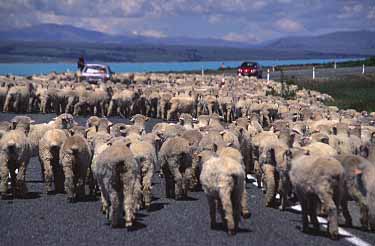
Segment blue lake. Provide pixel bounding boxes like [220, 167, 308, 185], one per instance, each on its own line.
[0, 58, 365, 76]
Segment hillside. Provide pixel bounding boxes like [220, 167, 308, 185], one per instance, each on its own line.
[268, 30, 375, 56]
[0, 25, 373, 62]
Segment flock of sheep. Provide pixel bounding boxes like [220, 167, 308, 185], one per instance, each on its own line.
[0, 72, 375, 239]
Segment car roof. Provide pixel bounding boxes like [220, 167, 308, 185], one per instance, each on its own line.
[84, 64, 108, 68]
[241, 62, 258, 66]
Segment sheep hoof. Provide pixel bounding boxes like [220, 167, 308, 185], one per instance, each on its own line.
[329, 231, 339, 240]
[242, 211, 251, 219]
[67, 197, 76, 203]
[344, 221, 352, 227]
[227, 229, 236, 236]
[125, 221, 133, 228]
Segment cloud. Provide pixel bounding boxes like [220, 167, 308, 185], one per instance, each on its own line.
[338, 3, 364, 19]
[133, 29, 167, 38]
[222, 33, 258, 43]
[274, 18, 304, 32]
[0, 0, 374, 42]
[368, 7, 375, 19]
[208, 15, 223, 24]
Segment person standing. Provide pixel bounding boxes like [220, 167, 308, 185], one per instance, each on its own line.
[77, 56, 85, 72]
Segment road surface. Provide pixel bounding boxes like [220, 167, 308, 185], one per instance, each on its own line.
[0, 113, 374, 246]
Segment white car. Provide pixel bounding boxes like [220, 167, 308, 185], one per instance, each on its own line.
[79, 64, 113, 83]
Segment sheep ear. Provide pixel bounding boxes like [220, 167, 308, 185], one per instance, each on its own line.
[219, 131, 225, 135]
[126, 142, 132, 148]
[145, 117, 149, 121]
[353, 168, 362, 176]
[129, 117, 134, 122]
[11, 121, 17, 130]
[213, 143, 218, 152]
[30, 120, 35, 124]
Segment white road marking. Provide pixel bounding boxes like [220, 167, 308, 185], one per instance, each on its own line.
[247, 174, 372, 246]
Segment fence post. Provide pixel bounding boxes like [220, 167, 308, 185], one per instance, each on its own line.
[267, 69, 270, 82]
[201, 66, 204, 78]
[313, 66, 315, 80]
[334, 60, 336, 69]
[362, 64, 365, 74]
[272, 66, 275, 72]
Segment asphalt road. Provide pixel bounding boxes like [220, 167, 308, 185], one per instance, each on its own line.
[268, 66, 375, 81]
[0, 113, 374, 246]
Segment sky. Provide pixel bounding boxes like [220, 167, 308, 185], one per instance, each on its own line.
[0, 0, 374, 43]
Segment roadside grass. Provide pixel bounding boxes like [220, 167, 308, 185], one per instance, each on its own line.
[285, 74, 375, 112]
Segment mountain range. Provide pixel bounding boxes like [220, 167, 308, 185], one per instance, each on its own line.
[0, 24, 374, 62]
[0, 24, 260, 48]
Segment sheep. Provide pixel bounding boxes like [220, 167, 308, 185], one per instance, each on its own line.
[94, 139, 140, 228]
[290, 154, 344, 239]
[60, 127, 92, 202]
[199, 153, 246, 235]
[39, 129, 69, 194]
[334, 155, 375, 231]
[159, 136, 192, 199]
[126, 139, 156, 209]
[0, 121, 12, 139]
[0, 116, 33, 198]
[28, 113, 75, 157]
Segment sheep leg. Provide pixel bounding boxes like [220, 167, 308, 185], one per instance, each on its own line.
[254, 160, 262, 188]
[300, 198, 310, 233]
[53, 161, 65, 193]
[219, 185, 236, 235]
[3, 95, 11, 112]
[181, 167, 191, 198]
[190, 162, 199, 190]
[9, 166, 17, 198]
[162, 165, 174, 198]
[263, 164, 276, 207]
[142, 161, 153, 209]
[207, 196, 217, 229]
[349, 186, 369, 230]
[63, 160, 75, 202]
[123, 176, 136, 228]
[171, 166, 183, 200]
[167, 105, 177, 121]
[39, 156, 45, 182]
[110, 191, 122, 228]
[15, 161, 28, 196]
[0, 156, 9, 196]
[77, 176, 85, 200]
[317, 190, 339, 240]
[309, 196, 320, 232]
[44, 159, 54, 194]
[341, 199, 352, 227]
[279, 173, 290, 211]
[241, 183, 251, 218]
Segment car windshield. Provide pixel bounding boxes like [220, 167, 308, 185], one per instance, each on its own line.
[84, 66, 107, 74]
[241, 62, 257, 68]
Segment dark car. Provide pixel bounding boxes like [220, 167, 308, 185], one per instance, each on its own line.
[238, 62, 263, 78]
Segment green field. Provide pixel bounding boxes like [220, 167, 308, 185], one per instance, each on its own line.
[285, 73, 375, 113]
